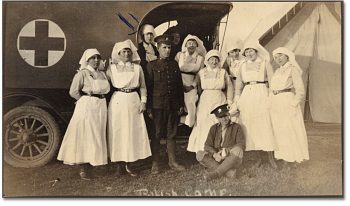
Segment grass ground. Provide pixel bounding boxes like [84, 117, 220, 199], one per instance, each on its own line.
[3, 123, 342, 197]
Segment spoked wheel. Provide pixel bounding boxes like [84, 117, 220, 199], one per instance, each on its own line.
[4, 106, 61, 168]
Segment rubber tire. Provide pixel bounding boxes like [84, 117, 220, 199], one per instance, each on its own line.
[4, 106, 61, 168]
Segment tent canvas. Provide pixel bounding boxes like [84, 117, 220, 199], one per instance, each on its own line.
[263, 2, 341, 123]
[222, 2, 341, 123]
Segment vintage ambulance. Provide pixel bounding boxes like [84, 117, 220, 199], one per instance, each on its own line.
[3, 1, 232, 167]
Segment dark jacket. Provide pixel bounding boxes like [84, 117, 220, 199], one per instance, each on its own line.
[145, 58, 184, 110]
[137, 42, 159, 72]
[204, 121, 245, 155]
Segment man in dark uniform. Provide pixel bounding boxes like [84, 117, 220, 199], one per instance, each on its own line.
[164, 26, 183, 60]
[196, 104, 245, 181]
[145, 34, 185, 174]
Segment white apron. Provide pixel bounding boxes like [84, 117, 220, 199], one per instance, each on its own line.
[187, 68, 227, 153]
[108, 63, 151, 162]
[178, 52, 201, 127]
[57, 76, 110, 166]
[269, 64, 309, 162]
[238, 58, 277, 151]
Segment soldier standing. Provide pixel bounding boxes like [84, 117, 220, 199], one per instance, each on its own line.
[145, 34, 185, 174]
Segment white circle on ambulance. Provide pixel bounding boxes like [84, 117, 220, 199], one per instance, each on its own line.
[17, 19, 66, 68]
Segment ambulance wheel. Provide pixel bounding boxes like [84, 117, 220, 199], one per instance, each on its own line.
[4, 106, 61, 168]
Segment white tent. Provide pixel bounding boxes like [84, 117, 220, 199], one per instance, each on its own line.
[222, 2, 341, 123]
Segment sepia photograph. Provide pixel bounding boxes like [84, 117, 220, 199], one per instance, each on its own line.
[2, 0, 343, 198]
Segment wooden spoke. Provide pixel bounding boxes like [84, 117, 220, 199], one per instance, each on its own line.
[30, 119, 36, 130]
[34, 124, 45, 133]
[37, 140, 49, 146]
[13, 122, 24, 130]
[33, 144, 42, 153]
[36, 133, 49, 138]
[10, 130, 20, 135]
[12, 142, 22, 150]
[20, 145, 27, 156]
[29, 145, 33, 158]
[8, 137, 20, 142]
[24, 118, 28, 129]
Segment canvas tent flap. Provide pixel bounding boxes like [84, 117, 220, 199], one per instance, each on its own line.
[308, 3, 341, 123]
[263, 2, 341, 123]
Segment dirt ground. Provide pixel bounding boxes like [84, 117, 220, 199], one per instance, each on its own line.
[2, 122, 342, 197]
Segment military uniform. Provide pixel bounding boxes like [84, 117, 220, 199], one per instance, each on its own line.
[196, 104, 245, 180]
[145, 35, 185, 172]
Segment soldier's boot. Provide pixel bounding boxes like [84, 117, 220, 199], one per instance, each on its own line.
[115, 162, 126, 176]
[79, 164, 91, 181]
[204, 155, 240, 181]
[203, 171, 220, 181]
[267, 151, 277, 169]
[196, 152, 220, 172]
[125, 163, 138, 177]
[215, 155, 241, 178]
[254, 151, 263, 168]
[225, 169, 237, 178]
[167, 141, 185, 171]
[150, 161, 160, 175]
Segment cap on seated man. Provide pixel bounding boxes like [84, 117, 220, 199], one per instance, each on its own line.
[154, 34, 174, 46]
[196, 104, 246, 181]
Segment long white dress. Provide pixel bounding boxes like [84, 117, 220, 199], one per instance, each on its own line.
[177, 51, 203, 127]
[187, 67, 233, 153]
[57, 65, 110, 166]
[107, 61, 152, 162]
[236, 57, 277, 151]
[269, 62, 309, 162]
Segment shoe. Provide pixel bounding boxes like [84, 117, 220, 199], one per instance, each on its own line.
[203, 171, 220, 181]
[225, 169, 237, 178]
[268, 158, 278, 169]
[115, 165, 122, 176]
[125, 164, 138, 177]
[169, 162, 185, 171]
[268, 152, 278, 169]
[79, 171, 91, 181]
[150, 162, 160, 175]
[253, 157, 262, 168]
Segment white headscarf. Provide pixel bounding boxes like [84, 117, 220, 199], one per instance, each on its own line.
[181, 34, 207, 57]
[138, 24, 156, 43]
[272, 47, 302, 73]
[111, 39, 141, 64]
[79, 48, 101, 70]
[242, 40, 270, 62]
[204, 49, 222, 68]
[226, 39, 244, 53]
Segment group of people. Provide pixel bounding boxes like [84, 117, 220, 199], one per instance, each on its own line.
[57, 23, 309, 181]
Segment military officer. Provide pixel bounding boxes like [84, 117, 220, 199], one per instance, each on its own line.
[196, 104, 245, 181]
[145, 34, 185, 174]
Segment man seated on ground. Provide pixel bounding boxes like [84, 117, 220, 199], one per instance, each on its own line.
[196, 104, 245, 181]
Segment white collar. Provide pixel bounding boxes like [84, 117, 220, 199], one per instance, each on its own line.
[185, 51, 198, 57]
[117, 61, 132, 66]
[247, 56, 262, 63]
[206, 66, 219, 70]
[86, 65, 97, 72]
